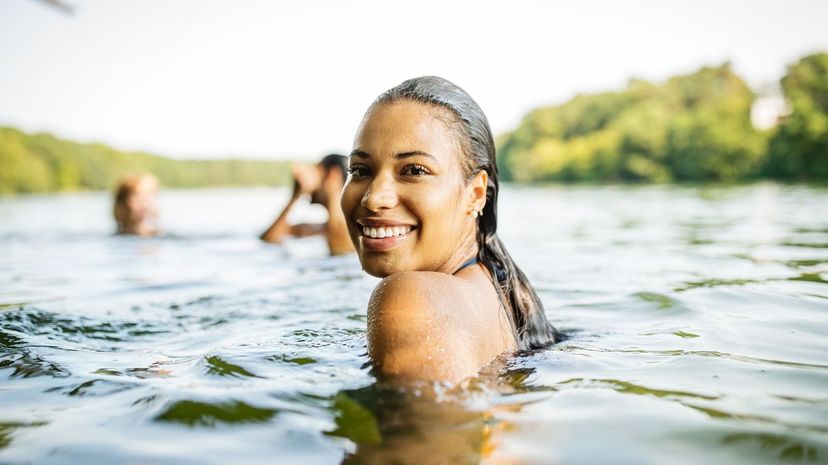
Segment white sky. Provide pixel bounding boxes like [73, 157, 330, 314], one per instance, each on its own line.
[1, 0, 826, 160]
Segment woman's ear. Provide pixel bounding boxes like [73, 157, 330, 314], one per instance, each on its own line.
[468, 170, 488, 214]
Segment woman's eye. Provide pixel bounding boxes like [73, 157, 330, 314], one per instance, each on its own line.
[402, 164, 430, 176]
[348, 165, 371, 177]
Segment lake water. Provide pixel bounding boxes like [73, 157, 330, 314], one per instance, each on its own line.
[0, 184, 826, 465]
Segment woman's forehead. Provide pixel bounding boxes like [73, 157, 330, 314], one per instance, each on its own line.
[354, 100, 461, 160]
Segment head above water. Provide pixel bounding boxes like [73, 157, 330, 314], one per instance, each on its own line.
[343, 76, 557, 350]
[310, 153, 347, 205]
[319, 153, 348, 177]
[113, 172, 159, 236]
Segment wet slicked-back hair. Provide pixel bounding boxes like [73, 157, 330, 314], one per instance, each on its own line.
[370, 76, 558, 349]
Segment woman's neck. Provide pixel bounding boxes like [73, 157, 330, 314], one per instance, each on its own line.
[435, 229, 479, 275]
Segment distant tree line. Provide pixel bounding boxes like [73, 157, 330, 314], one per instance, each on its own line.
[2, 52, 825, 193]
[0, 127, 291, 194]
[498, 52, 828, 183]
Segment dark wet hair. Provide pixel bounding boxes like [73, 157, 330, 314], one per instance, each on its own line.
[371, 76, 558, 349]
[319, 153, 347, 178]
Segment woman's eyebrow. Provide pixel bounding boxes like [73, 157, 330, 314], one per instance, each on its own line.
[349, 150, 438, 162]
[396, 151, 437, 161]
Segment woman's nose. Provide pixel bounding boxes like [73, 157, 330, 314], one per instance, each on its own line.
[361, 176, 398, 212]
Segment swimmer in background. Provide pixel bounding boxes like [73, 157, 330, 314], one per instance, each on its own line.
[341, 76, 558, 384]
[113, 172, 160, 236]
[260, 154, 354, 256]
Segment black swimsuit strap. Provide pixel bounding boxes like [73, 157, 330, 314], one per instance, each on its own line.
[452, 257, 479, 275]
[453, 257, 507, 283]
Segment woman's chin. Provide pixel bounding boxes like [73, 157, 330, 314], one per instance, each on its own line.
[361, 263, 395, 278]
[359, 256, 407, 278]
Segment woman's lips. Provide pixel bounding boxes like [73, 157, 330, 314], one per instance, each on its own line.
[359, 224, 416, 252]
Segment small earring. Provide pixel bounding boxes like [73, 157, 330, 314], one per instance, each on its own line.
[469, 210, 479, 218]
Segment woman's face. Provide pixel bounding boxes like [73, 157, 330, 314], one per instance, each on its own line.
[341, 100, 482, 277]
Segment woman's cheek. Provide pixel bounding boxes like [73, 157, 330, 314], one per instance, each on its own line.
[340, 183, 359, 217]
[410, 184, 458, 239]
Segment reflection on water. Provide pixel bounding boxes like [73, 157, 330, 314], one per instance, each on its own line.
[0, 422, 46, 449]
[155, 400, 279, 427]
[204, 355, 262, 378]
[330, 379, 519, 465]
[721, 432, 819, 462]
[557, 377, 720, 400]
[0, 184, 827, 464]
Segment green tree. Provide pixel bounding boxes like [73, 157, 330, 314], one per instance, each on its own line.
[0, 128, 53, 193]
[664, 65, 766, 181]
[768, 52, 828, 180]
[0, 127, 292, 194]
[498, 63, 766, 183]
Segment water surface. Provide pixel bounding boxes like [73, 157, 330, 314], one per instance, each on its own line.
[1, 184, 826, 464]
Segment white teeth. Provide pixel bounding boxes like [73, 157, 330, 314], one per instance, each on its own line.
[361, 225, 413, 238]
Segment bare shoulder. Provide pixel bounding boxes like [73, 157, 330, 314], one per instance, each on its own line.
[369, 271, 471, 316]
[367, 271, 513, 384]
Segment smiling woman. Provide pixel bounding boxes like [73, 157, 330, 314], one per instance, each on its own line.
[341, 76, 558, 384]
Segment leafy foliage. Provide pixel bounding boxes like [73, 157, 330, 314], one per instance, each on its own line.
[498, 63, 787, 183]
[0, 127, 291, 194]
[767, 53, 828, 180]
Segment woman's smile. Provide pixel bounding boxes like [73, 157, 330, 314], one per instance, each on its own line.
[356, 218, 418, 252]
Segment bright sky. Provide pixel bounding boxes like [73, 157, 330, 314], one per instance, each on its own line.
[1, 0, 826, 160]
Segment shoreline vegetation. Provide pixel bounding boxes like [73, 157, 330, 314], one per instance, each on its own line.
[498, 52, 827, 184]
[1, 52, 826, 195]
[0, 128, 292, 195]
